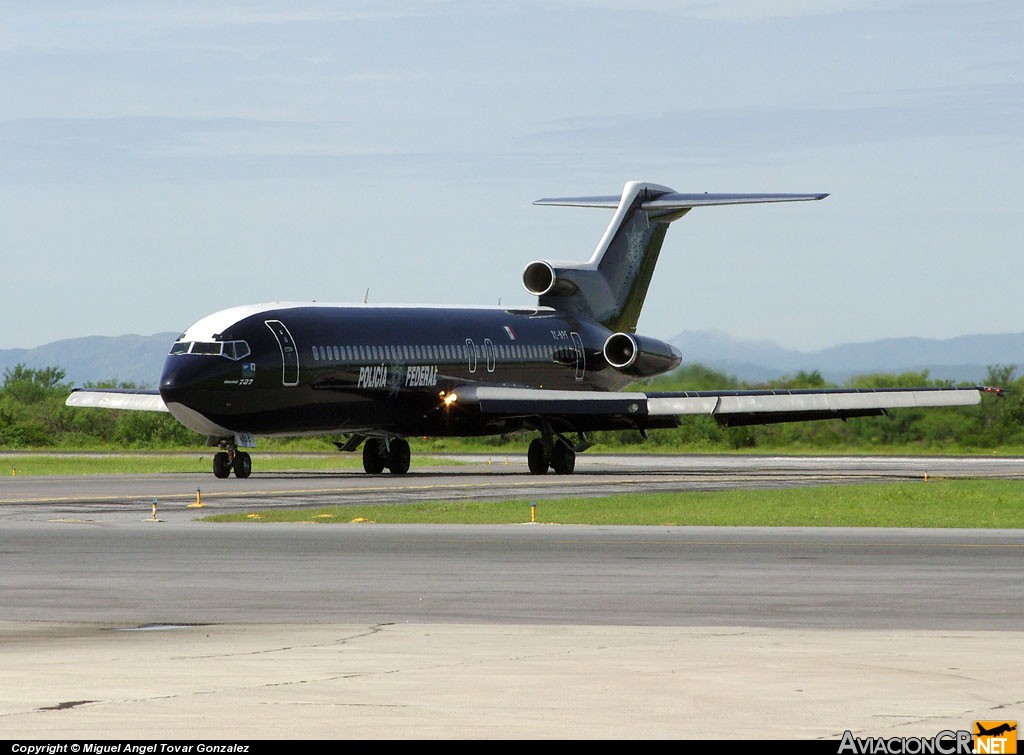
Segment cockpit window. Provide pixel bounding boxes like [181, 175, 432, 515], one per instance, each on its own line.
[223, 341, 251, 360]
[169, 340, 251, 360]
[191, 342, 222, 355]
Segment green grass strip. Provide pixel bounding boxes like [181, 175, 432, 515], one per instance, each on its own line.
[203, 479, 1024, 528]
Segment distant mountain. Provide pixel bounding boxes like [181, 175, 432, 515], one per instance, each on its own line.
[670, 330, 1024, 384]
[2, 329, 1021, 390]
[0, 333, 177, 388]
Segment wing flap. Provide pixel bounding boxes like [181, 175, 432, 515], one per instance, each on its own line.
[66, 389, 169, 413]
[457, 386, 647, 417]
[647, 388, 982, 417]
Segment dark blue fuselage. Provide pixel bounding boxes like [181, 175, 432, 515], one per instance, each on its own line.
[158, 304, 638, 439]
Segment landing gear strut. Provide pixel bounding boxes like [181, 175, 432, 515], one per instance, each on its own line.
[212, 441, 251, 479]
[362, 437, 411, 475]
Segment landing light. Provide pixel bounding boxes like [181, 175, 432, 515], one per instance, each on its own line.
[441, 392, 458, 407]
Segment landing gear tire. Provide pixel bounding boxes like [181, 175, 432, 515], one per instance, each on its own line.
[213, 451, 230, 479]
[388, 438, 411, 475]
[527, 439, 549, 475]
[234, 451, 252, 479]
[550, 441, 576, 475]
[362, 439, 386, 474]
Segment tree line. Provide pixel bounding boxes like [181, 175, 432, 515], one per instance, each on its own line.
[1, 362, 1021, 451]
[618, 363, 1022, 451]
[0, 365, 197, 448]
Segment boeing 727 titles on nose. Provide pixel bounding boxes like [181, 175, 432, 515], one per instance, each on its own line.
[66, 181, 999, 478]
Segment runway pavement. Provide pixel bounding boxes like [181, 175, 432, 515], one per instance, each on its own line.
[0, 454, 1022, 740]
[2, 451, 1022, 522]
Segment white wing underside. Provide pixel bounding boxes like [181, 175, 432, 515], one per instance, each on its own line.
[456, 385, 982, 419]
[65, 390, 169, 413]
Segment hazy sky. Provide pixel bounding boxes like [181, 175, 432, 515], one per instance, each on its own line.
[1, 1, 1020, 351]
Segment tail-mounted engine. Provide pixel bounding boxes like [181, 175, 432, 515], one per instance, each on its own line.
[603, 332, 681, 378]
[522, 260, 579, 297]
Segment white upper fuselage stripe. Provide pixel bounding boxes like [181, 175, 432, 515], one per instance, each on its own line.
[179, 302, 555, 341]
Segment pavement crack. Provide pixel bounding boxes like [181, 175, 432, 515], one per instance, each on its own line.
[171, 623, 393, 661]
[36, 700, 97, 711]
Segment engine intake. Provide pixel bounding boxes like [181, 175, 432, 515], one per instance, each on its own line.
[522, 260, 578, 297]
[603, 333, 681, 378]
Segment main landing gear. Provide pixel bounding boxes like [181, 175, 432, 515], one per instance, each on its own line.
[362, 437, 411, 475]
[212, 441, 252, 479]
[527, 429, 588, 475]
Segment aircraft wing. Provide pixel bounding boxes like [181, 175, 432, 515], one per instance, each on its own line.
[642, 387, 991, 427]
[455, 385, 997, 427]
[65, 389, 169, 413]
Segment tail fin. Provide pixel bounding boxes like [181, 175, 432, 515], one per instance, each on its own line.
[525, 181, 827, 333]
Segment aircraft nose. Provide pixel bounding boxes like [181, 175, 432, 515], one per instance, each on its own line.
[159, 356, 220, 403]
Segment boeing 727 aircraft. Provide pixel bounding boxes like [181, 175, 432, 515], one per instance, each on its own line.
[66, 181, 998, 478]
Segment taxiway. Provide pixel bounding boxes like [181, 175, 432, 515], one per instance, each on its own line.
[1, 454, 1021, 740]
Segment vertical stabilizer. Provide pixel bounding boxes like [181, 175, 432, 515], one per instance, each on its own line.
[525, 181, 827, 333]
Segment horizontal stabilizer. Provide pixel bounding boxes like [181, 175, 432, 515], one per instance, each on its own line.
[66, 389, 169, 413]
[533, 192, 828, 210]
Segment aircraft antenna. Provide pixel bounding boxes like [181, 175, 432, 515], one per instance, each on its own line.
[364, 288, 369, 304]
